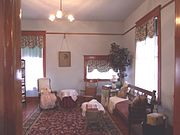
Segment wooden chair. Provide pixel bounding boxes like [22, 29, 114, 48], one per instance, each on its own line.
[128, 104, 147, 135]
[83, 79, 98, 102]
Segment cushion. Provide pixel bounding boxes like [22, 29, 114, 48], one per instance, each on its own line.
[117, 85, 128, 98]
[147, 113, 165, 126]
[131, 95, 147, 107]
[41, 88, 51, 94]
[115, 100, 131, 121]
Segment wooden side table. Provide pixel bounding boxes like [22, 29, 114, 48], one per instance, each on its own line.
[101, 86, 119, 107]
[101, 89, 109, 107]
[109, 89, 119, 97]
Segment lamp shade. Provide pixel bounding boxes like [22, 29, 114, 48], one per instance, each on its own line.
[56, 10, 63, 18]
[49, 14, 55, 22]
[68, 14, 75, 22]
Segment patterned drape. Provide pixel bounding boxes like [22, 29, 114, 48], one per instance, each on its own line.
[135, 17, 155, 41]
[87, 59, 111, 73]
[21, 35, 44, 48]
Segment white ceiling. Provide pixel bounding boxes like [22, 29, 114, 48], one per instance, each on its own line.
[21, 0, 145, 21]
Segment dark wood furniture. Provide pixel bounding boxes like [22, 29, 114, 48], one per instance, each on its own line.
[101, 85, 119, 107]
[60, 96, 77, 109]
[85, 107, 103, 130]
[142, 121, 166, 135]
[83, 79, 98, 102]
[57, 89, 78, 109]
[21, 59, 26, 103]
[0, 0, 22, 134]
[113, 84, 156, 135]
[174, 0, 180, 134]
[102, 85, 119, 97]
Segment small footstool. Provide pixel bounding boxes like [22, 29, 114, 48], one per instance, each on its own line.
[81, 99, 105, 117]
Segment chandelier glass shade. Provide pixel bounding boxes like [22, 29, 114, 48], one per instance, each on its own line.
[49, 0, 75, 22]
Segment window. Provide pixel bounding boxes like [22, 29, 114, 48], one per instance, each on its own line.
[21, 31, 46, 92]
[21, 50, 43, 91]
[135, 35, 158, 91]
[135, 6, 161, 101]
[84, 55, 118, 81]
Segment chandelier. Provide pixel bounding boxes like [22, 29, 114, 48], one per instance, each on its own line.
[48, 0, 75, 22]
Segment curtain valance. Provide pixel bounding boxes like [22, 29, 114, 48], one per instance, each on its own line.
[135, 17, 156, 41]
[21, 35, 44, 48]
[87, 59, 111, 73]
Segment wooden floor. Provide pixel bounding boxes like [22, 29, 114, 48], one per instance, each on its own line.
[108, 111, 128, 135]
[23, 97, 129, 135]
[23, 97, 39, 121]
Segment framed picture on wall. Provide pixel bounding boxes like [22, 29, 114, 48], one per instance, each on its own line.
[59, 51, 71, 67]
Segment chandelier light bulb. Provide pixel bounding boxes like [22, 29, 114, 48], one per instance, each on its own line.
[49, 14, 56, 22]
[48, 0, 74, 22]
[68, 14, 75, 22]
[56, 10, 63, 18]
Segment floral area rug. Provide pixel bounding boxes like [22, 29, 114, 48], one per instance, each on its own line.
[23, 106, 123, 135]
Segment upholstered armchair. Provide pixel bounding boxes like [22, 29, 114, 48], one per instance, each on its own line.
[37, 78, 57, 109]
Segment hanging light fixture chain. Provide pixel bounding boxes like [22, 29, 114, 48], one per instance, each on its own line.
[60, 0, 62, 11]
[59, 34, 70, 51]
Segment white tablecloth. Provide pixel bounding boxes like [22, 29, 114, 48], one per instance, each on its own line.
[57, 89, 78, 101]
[81, 99, 105, 117]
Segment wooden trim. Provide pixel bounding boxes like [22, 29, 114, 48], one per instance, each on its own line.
[174, 0, 180, 134]
[84, 56, 86, 81]
[45, 0, 174, 37]
[43, 33, 46, 77]
[84, 55, 109, 60]
[122, 26, 136, 35]
[46, 32, 122, 36]
[128, 84, 156, 97]
[134, 5, 161, 103]
[122, 0, 174, 35]
[21, 31, 46, 77]
[0, 0, 22, 134]
[157, 9, 161, 103]
[0, 0, 5, 134]
[161, 0, 175, 10]
[22, 31, 46, 35]
[136, 5, 161, 26]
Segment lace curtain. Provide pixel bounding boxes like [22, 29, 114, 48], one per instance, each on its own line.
[21, 35, 44, 48]
[135, 17, 156, 41]
[87, 59, 111, 73]
[21, 35, 44, 58]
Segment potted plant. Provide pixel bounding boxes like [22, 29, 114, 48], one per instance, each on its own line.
[109, 42, 132, 87]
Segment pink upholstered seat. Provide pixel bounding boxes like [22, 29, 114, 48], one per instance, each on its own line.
[37, 78, 57, 109]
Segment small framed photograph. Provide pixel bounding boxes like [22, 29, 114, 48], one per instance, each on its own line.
[59, 51, 71, 67]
